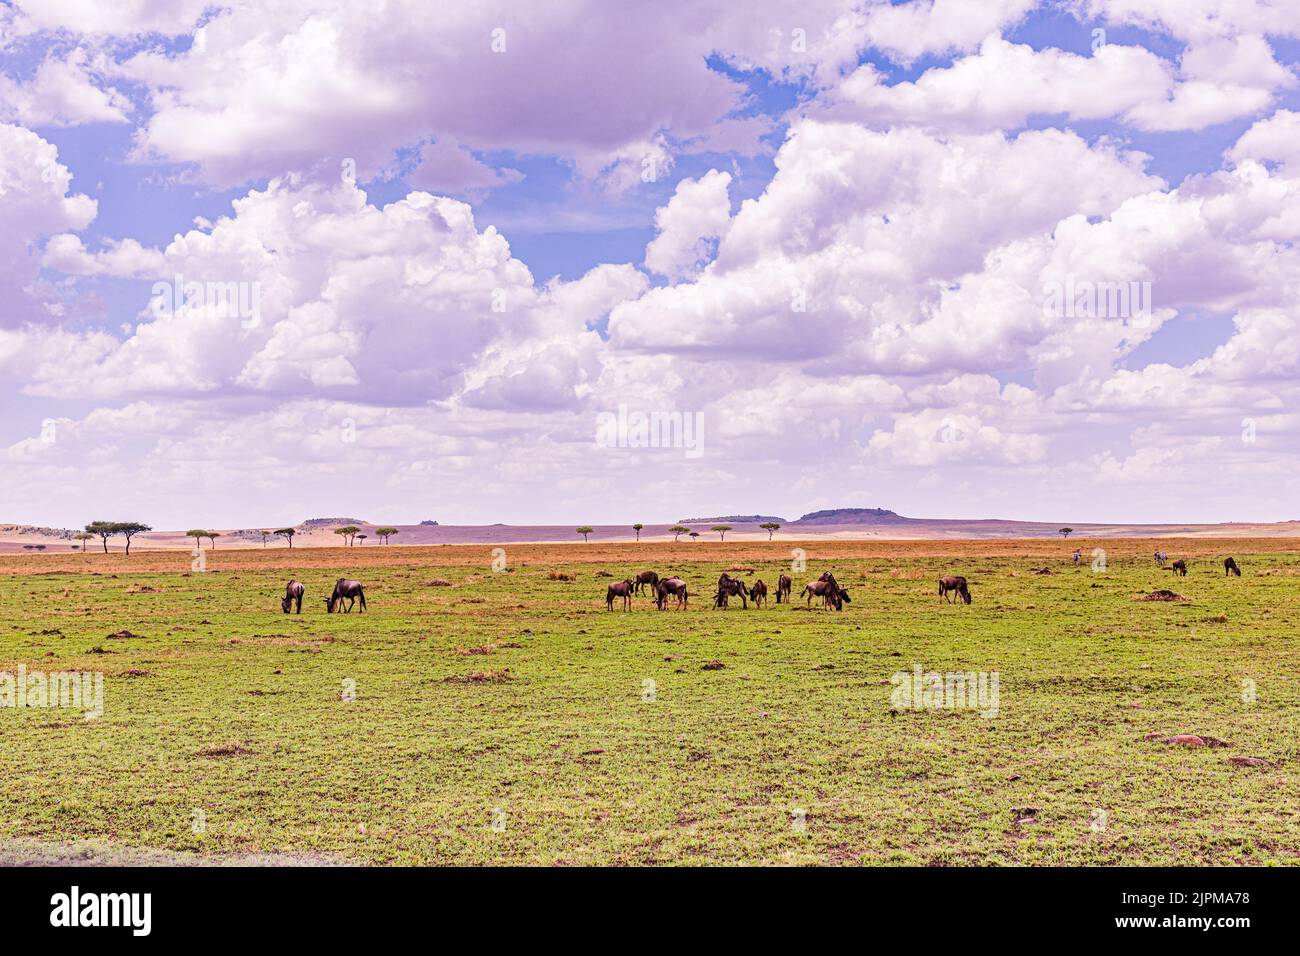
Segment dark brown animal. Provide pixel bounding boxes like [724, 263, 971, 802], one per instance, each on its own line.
[938, 576, 971, 604]
[606, 579, 634, 611]
[633, 570, 660, 595]
[281, 579, 305, 614]
[799, 580, 849, 610]
[750, 579, 768, 608]
[713, 573, 748, 609]
[776, 573, 792, 603]
[1170, 560, 1187, 576]
[325, 578, 367, 613]
[656, 577, 688, 609]
[1224, 557, 1240, 577]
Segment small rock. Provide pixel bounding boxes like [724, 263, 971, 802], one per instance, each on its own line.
[702, 660, 725, 670]
[1228, 756, 1268, 767]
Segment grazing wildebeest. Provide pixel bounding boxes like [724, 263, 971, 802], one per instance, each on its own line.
[776, 573, 792, 604]
[656, 577, 688, 609]
[325, 578, 367, 613]
[713, 573, 748, 609]
[1170, 559, 1187, 576]
[606, 579, 634, 611]
[799, 580, 849, 610]
[1072, 549, 1082, 566]
[1224, 557, 1241, 577]
[750, 579, 768, 608]
[938, 575, 971, 605]
[281, 579, 305, 614]
[633, 570, 660, 595]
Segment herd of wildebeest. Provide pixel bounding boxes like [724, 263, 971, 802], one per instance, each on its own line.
[276, 550, 1244, 615]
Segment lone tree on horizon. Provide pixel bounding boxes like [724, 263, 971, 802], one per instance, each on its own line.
[669, 525, 688, 542]
[334, 526, 361, 547]
[73, 532, 94, 551]
[576, 526, 593, 543]
[116, 522, 151, 556]
[760, 521, 781, 540]
[355, 534, 367, 545]
[1059, 527, 1074, 539]
[375, 527, 399, 544]
[259, 530, 271, 547]
[186, 529, 209, 549]
[632, 523, 643, 541]
[689, 531, 700, 542]
[275, 528, 296, 548]
[711, 524, 732, 541]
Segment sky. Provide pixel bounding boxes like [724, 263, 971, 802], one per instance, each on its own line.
[1, 0, 1300, 530]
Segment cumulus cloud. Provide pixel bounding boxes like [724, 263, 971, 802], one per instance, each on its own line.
[644, 170, 733, 281]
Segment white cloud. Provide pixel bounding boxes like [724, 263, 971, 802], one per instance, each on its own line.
[644, 170, 733, 281]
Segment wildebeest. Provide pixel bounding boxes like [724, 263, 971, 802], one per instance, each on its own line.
[633, 570, 660, 595]
[750, 579, 768, 608]
[656, 577, 688, 609]
[713, 573, 748, 609]
[606, 579, 634, 611]
[1170, 559, 1187, 576]
[799, 579, 849, 610]
[1072, 548, 1082, 566]
[1154, 550, 1168, 567]
[776, 574, 792, 604]
[281, 579, 305, 614]
[938, 575, 971, 605]
[325, 578, 367, 613]
[1224, 557, 1241, 576]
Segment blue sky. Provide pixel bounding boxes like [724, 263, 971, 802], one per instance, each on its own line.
[2, 0, 1300, 529]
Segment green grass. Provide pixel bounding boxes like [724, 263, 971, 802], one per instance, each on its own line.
[1, 548, 1297, 865]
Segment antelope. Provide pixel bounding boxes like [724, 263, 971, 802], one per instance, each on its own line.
[938, 576, 971, 605]
[606, 579, 634, 611]
[281, 580, 305, 614]
[325, 578, 367, 613]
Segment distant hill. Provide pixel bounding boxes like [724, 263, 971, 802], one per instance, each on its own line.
[300, 517, 368, 528]
[678, 515, 787, 524]
[794, 508, 916, 525]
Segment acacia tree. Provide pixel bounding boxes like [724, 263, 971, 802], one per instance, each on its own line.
[116, 522, 151, 556]
[186, 529, 209, 549]
[760, 522, 781, 540]
[73, 532, 94, 551]
[355, 534, 367, 545]
[576, 526, 593, 543]
[275, 528, 296, 548]
[711, 524, 732, 541]
[85, 521, 119, 553]
[1059, 527, 1074, 539]
[689, 531, 700, 542]
[375, 527, 399, 545]
[632, 523, 644, 541]
[334, 526, 361, 547]
[259, 530, 271, 547]
[205, 531, 220, 549]
[669, 525, 689, 542]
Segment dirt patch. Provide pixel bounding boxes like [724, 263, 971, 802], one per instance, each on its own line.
[423, 579, 452, 587]
[443, 669, 513, 684]
[453, 643, 497, 655]
[702, 660, 726, 670]
[1137, 590, 1187, 602]
[106, 629, 143, 639]
[1144, 733, 1230, 747]
[195, 741, 254, 758]
[548, 571, 576, 581]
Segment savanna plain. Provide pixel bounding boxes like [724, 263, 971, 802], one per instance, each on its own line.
[0, 538, 1296, 866]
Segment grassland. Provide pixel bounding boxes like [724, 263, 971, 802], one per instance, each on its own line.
[0, 538, 1297, 866]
